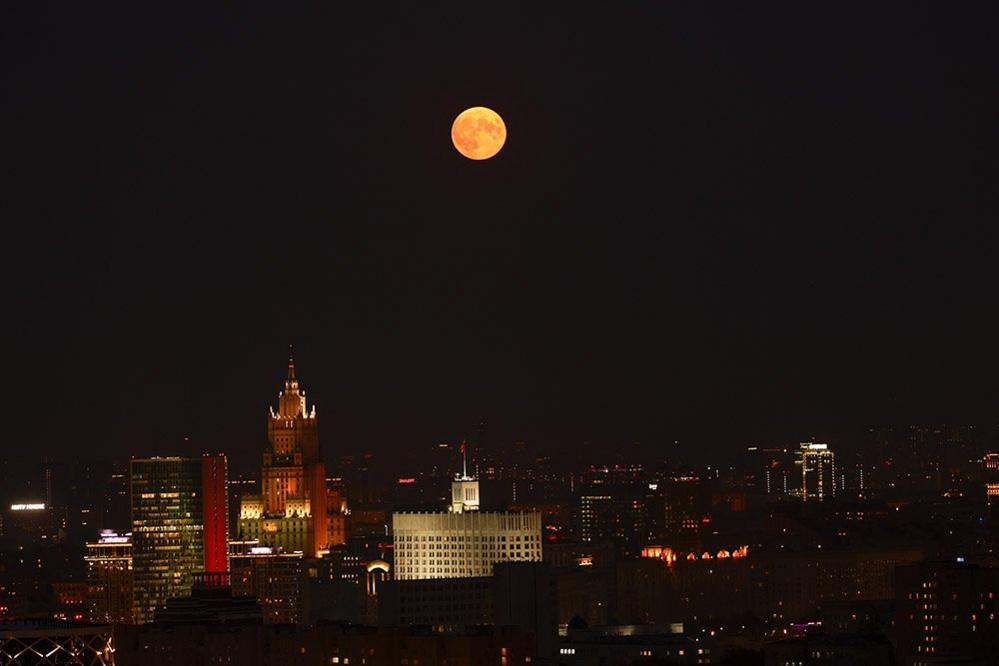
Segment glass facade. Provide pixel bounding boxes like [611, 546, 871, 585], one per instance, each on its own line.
[130, 457, 205, 624]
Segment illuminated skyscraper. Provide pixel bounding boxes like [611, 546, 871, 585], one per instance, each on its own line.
[238, 352, 345, 557]
[797, 443, 836, 501]
[130, 454, 229, 624]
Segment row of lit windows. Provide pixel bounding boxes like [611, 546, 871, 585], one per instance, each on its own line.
[396, 545, 540, 552]
[397, 534, 539, 542]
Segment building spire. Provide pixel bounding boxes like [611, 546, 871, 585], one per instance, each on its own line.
[275, 345, 309, 418]
[461, 441, 468, 479]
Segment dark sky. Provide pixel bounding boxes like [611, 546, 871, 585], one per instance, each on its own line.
[3, 3, 997, 467]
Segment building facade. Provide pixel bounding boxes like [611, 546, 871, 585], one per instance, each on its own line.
[797, 443, 836, 502]
[130, 455, 229, 624]
[894, 559, 999, 664]
[578, 483, 651, 555]
[85, 530, 133, 624]
[238, 354, 346, 557]
[229, 542, 310, 624]
[393, 511, 542, 580]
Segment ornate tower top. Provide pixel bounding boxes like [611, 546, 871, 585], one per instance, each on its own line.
[270, 346, 316, 420]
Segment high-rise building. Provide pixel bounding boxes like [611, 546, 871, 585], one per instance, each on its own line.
[130, 454, 229, 624]
[578, 487, 650, 553]
[84, 530, 133, 624]
[797, 442, 836, 501]
[576, 465, 654, 555]
[238, 353, 346, 557]
[202, 454, 229, 574]
[229, 542, 309, 624]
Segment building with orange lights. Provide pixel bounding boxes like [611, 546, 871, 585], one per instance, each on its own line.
[238, 353, 346, 557]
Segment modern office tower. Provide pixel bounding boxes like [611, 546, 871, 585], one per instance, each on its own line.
[577, 470, 654, 555]
[894, 559, 999, 663]
[229, 542, 309, 624]
[238, 353, 346, 557]
[797, 442, 836, 501]
[84, 530, 133, 624]
[130, 454, 229, 624]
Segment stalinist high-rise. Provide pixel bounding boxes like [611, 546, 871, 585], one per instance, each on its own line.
[238, 352, 345, 557]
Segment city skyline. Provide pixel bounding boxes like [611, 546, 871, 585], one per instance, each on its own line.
[2, 5, 998, 663]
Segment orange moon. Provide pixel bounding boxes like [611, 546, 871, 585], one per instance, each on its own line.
[451, 107, 506, 160]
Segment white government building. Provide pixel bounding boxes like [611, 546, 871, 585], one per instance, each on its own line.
[392, 455, 543, 580]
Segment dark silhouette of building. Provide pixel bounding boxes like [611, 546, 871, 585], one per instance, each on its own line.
[893, 559, 999, 664]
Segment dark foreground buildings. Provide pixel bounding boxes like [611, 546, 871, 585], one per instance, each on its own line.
[114, 577, 536, 666]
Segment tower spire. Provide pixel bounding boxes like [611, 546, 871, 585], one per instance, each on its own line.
[287, 344, 296, 381]
[461, 441, 468, 479]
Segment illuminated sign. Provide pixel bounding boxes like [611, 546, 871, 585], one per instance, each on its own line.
[10, 503, 46, 511]
[98, 536, 130, 544]
[250, 546, 274, 554]
[397, 477, 416, 484]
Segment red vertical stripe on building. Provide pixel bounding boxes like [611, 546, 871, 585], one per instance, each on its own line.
[201, 454, 229, 574]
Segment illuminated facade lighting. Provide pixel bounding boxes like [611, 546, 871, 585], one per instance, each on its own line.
[797, 442, 836, 502]
[238, 352, 347, 556]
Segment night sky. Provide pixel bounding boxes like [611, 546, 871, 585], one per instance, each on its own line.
[3, 4, 997, 466]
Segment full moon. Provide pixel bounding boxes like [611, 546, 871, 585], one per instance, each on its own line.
[451, 107, 506, 160]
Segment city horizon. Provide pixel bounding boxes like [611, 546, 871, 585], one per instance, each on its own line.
[3, 4, 998, 665]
